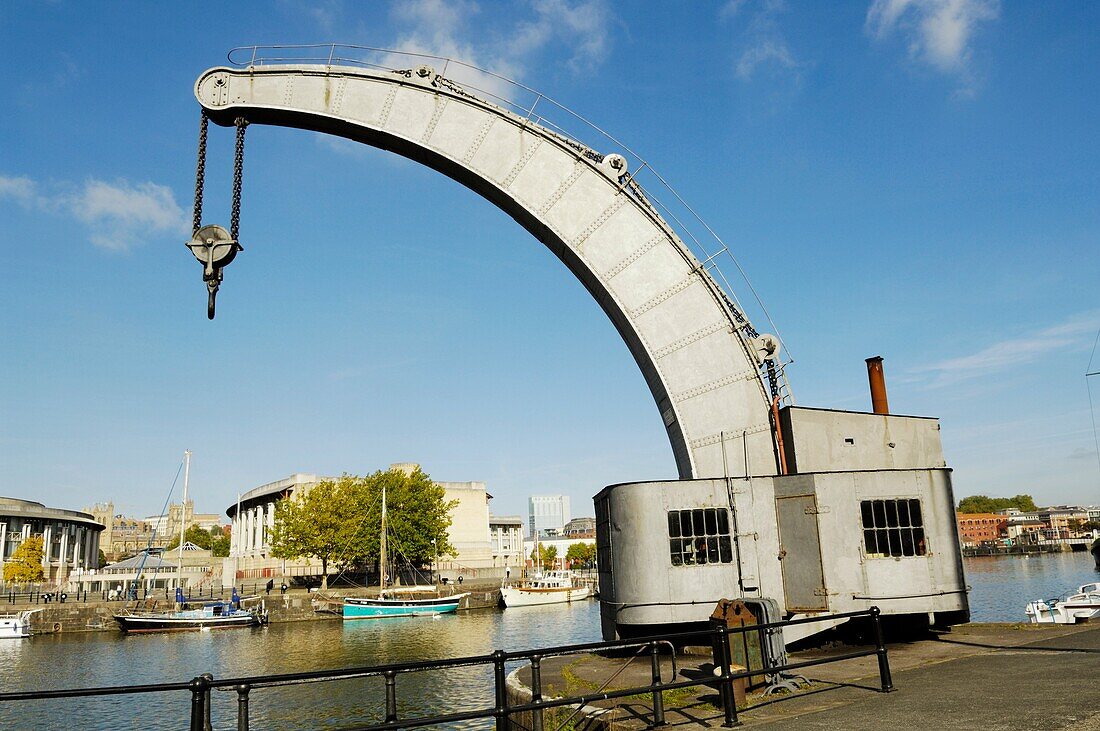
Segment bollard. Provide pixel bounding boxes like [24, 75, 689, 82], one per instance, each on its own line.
[650, 642, 666, 727]
[189, 676, 208, 731]
[236, 684, 250, 731]
[530, 655, 544, 731]
[492, 649, 510, 731]
[870, 607, 894, 692]
[384, 670, 398, 723]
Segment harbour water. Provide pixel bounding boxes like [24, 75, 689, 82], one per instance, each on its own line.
[964, 550, 1098, 622]
[0, 600, 603, 730]
[2, 552, 1097, 730]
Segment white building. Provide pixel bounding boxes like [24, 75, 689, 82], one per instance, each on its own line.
[0, 498, 104, 585]
[529, 495, 571, 537]
[490, 516, 524, 566]
[226, 466, 523, 582]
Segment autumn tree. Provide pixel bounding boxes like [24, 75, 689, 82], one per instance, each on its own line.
[4, 536, 44, 583]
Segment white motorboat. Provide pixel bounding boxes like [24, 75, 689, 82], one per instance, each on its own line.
[501, 571, 591, 607]
[1025, 582, 1100, 624]
[0, 609, 41, 639]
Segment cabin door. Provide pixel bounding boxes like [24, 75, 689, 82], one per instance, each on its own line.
[776, 495, 829, 612]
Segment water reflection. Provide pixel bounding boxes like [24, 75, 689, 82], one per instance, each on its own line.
[2, 556, 1095, 729]
[0, 601, 603, 731]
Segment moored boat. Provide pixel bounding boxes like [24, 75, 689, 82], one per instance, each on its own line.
[1025, 582, 1100, 624]
[341, 481, 467, 620]
[343, 586, 470, 619]
[0, 609, 41, 639]
[501, 571, 591, 608]
[114, 587, 267, 633]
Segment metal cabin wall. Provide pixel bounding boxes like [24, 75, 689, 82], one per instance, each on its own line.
[597, 479, 747, 635]
[194, 65, 777, 480]
[597, 471, 967, 639]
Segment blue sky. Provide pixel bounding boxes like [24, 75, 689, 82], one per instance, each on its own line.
[1, 1, 1097, 523]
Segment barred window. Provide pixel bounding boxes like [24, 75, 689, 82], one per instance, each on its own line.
[861, 499, 927, 558]
[667, 508, 734, 566]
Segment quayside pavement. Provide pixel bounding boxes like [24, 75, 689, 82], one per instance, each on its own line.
[510, 622, 1100, 730]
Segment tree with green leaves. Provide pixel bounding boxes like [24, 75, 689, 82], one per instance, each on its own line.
[270, 469, 457, 588]
[211, 533, 230, 557]
[565, 542, 596, 569]
[531, 543, 558, 568]
[270, 477, 358, 589]
[166, 524, 218, 551]
[957, 494, 1039, 514]
[365, 467, 457, 571]
[4, 536, 44, 583]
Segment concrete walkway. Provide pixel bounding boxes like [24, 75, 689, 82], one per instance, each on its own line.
[513, 623, 1100, 730]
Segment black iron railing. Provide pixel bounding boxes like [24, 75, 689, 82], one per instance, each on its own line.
[0, 607, 893, 729]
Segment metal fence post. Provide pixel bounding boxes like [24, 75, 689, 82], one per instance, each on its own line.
[189, 676, 208, 731]
[650, 641, 666, 727]
[201, 673, 214, 731]
[492, 649, 510, 731]
[870, 607, 894, 692]
[236, 684, 250, 731]
[384, 670, 398, 723]
[530, 655, 544, 731]
[714, 626, 740, 727]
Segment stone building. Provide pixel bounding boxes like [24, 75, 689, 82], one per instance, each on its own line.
[0, 498, 104, 584]
[563, 517, 596, 537]
[490, 516, 524, 566]
[225, 465, 523, 582]
[87, 500, 222, 561]
[956, 513, 1007, 547]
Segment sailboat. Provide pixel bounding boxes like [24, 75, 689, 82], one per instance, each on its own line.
[342, 482, 468, 619]
[114, 451, 267, 633]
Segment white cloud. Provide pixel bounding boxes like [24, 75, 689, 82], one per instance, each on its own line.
[0, 175, 36, 206]
[385, 0, 609, 95]
[915, 313, 1100, 386]
[70, 180, 187, 251]
[866, 0, 999, 79]
[722, 0, 800, 82]
[0, 174, 187, 251]
[511, 0, 610, 73]
[737, 38, 797, 79]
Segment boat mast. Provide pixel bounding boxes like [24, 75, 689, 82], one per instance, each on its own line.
[380, 483, 388, 592]
[178, 449, 191, 591]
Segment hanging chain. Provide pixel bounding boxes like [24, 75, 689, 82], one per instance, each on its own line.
[192, 111, 208, 236]
[186, 113, 247, 320]
[230, 117, 248, 243]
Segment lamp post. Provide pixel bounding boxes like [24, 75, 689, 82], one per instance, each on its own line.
[432, 538, 438, 585]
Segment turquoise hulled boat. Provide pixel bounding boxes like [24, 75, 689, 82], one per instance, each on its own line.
[343, 587, 469, 619]
[341, 481, 468, 619]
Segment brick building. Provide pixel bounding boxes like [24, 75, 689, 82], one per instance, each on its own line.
[956, 513, 1007, 547]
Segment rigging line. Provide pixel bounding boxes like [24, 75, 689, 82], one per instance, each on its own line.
[1088, 375, 1100, 496]
[1088, 326, 1100, 375]
[1089, 327, 1100, 497]
[323, 486, 385, 589]
[132, 458, 185, 596]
